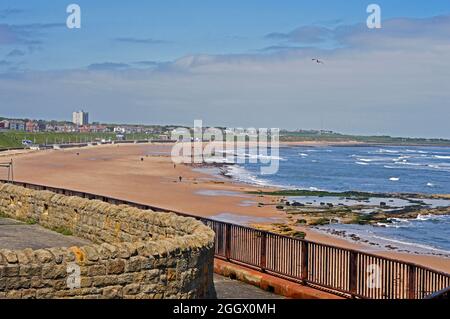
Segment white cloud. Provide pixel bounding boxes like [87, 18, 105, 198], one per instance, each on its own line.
[1, 15, 450, 138]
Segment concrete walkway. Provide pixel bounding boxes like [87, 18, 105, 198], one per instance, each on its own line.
[0, 217, 90, 250]
[214, 274, 284, 299]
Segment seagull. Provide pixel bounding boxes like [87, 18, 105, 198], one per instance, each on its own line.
[312, 58, 324, 64]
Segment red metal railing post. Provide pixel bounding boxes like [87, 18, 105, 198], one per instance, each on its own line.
[408, 265, 416, 299]
[260, 232, 267, 272]
[301, 241, 309, 283]
[225, 224, 232, 261]
[349, 251, 358, 297]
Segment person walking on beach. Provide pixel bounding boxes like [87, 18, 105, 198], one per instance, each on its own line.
[179, 176, 182, 182]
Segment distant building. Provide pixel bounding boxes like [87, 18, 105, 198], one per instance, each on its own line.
[78, 125, 90, 133]
[45, 124, 56, 132]
[55, 124, 77, 133]
[114, 127, 126, 134]
[158, 134, 170, 140]
[25, 121, 39, 132]
[37, 121, 47, 132]
[0, 120, 9, 129]
[89, 124, 108, 133]
[72, 110, 89, 126]
[9, 120, 25, 131]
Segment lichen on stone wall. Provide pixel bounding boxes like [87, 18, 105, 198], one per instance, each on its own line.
[0, 184, 216, 299]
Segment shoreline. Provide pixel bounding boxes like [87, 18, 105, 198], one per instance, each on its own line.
[2, 137, 450, 154]
[2, 142, 449, 273]
[280, 141, 450, 147]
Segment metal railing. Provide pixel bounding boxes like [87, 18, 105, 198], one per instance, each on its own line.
[1, 179, 449, 299]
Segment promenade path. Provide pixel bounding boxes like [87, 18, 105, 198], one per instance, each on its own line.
[214, 274, 284, 299]
[0, 217, 283, 299]
[0, 217, 90, 250]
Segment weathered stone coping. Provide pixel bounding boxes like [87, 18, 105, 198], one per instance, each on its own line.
[0, 184, 216, 299]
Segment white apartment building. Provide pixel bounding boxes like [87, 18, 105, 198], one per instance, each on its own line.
[72, 110, 89, 126]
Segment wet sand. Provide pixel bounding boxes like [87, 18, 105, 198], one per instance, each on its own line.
[2, 143, 449, 273]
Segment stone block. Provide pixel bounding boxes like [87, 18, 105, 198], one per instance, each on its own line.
[106, 259, 125, 274]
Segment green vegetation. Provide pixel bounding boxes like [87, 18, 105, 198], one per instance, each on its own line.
[309, 218, 331, 226]
[249, 189, 383, 198]
[0, 213, 38, 225]
[260, 223, 306, 239]
[25, 218, 38, 225]
[280, 131, 450, 146]
[52, 226, 74, 236]
[353, 214, 373, 225]
[0, 131, 159, 148]
[291, 231, 306, 239]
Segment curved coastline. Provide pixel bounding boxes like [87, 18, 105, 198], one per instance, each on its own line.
[1, 142, 449, 273]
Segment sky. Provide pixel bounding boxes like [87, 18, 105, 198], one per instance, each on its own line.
[1, 1, 450, 138]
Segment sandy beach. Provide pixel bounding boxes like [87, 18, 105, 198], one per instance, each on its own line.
[1, 142, 449, 273]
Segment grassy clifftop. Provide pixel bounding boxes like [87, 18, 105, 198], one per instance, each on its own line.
[280, 132, 450, 146]
[0, 132, 115, 148]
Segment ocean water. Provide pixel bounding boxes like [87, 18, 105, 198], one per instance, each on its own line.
[317, 215, 450, 256]
[223, 145, 450, 254]
[227, 145, 450, 194]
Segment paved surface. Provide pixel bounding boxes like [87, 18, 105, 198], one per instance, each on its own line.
[214, 274, 284, 299]
[0, 217, 91, 250]
[0, 217, 284, 298]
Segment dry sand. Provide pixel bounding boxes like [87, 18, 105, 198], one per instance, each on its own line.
[1, 143, 449, 273]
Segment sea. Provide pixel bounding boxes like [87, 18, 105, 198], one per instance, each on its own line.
[222, 145, 450, 255]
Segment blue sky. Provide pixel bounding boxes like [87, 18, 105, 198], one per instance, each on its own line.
[2, 0, 450, 70]
[1, 1, 450, 138]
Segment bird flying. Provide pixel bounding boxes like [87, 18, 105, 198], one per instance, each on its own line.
[312, 58, 324, 64]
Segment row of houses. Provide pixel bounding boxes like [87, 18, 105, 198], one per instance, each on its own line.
[0, 116, 176, 138]
[0, 120, 33, 131]
[0, 119, 109, 133]
[113, 125, 167, 135]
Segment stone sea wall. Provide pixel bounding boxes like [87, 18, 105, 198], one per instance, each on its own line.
[0, 184, 215, 299]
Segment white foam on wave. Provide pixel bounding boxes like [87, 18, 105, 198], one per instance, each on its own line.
[389, 177, 400, 181]
[377, 149, 400, 154]
[353, 155, 394, 162]
[433, 155, 450, 159]
[371, 235, 450, 254]
[428, 164, 450, 171]
[224, 165, 295, 189]
[216, 150, 285, 161]
[393, 156, 411, 162]
[318, 224, 450, 255]
[405, 149, 429, 154]
[352, 217, 450, 253]
[355, 162, 369, 166]
[395, 161, 420, 166]
[384, 162, 450, 172]
[416, 214, 432, 221]
[224, 165, 270, 187]
[375, 223, 405, 229]
[415, 214, 446, 222]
